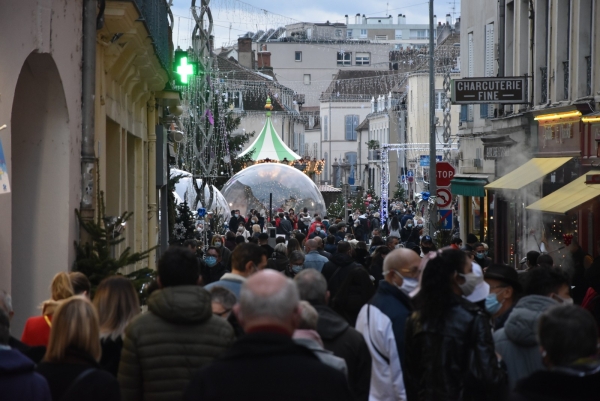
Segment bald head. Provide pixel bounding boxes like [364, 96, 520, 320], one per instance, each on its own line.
[237, 270, 300, 333]
[383, 248, 421, 279]
[313, 237, 323, 248]
[305, 239, 318, 252]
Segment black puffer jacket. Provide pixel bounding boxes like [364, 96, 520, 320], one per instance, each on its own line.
[322, 253, 364, 301]
[266, 251, 289, 272]
[405, 295, 506, 401]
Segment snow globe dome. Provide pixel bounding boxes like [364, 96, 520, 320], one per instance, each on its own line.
[221, 163, 326, 217]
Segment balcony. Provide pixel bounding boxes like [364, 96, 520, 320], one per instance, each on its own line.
[368, 150, 381, 161]
[128, 0, 171, 69]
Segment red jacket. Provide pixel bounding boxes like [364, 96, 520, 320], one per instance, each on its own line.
[21, 315, 53, 347]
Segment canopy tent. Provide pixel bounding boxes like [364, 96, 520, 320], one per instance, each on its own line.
[238, 116, 301, 162]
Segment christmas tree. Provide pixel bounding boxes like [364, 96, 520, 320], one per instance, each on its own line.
[170, 201, 198, 246]
[327, 194, 346, 219]
[73, 191, 156, 296]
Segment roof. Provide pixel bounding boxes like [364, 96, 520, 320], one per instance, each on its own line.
[356, 118, 369, 131]
[526, 171, 600, 214]
[320, 70, 407, 101]
[318, 184, 342, 192]
[238, 115, 301, 161]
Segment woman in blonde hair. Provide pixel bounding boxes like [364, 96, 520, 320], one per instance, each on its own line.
[92, 276, 140, 376]
[21, 272, 74, 347]
[36, 296, 120, 400]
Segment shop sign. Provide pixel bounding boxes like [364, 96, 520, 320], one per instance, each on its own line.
[452, 77, 528, 104]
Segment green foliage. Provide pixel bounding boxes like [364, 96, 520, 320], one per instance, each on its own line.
[393, 186, 407, 202]
[366, 140, 380, 150]
[170, 201, 198, 246]
[327, 194, 346, 219]
[73, 191, 156, 297]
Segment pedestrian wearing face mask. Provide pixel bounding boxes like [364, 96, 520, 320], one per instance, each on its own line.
[400, 219, 413, 242]
[419, 235, 437, 256]
[405, 249, 506, 401]
[201, 247, 229, 286]
[211, 234, 232, 269]
[355, 248, 422, 400]
[483, 264, 522, 331]
[474, 242, 492, 269]
[493, 266, 571, 390]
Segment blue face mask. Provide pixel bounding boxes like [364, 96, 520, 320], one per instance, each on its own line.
[291, 265, 303, 274]
[476, 252, 485, 259]
[205, 256, 217, 267]
[485, 291, 505, 315]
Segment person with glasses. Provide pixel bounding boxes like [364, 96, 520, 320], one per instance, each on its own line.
[483, 264, 522, 330]
[209, 286, 236, 319]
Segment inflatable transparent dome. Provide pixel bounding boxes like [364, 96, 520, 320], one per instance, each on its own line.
[221, 163, 326, 217]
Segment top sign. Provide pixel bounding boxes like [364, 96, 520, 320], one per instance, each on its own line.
[451, 77, 528, 104]
[436, 161, 455, 187]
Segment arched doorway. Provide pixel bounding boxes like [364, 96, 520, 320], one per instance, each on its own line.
[11, 53, 70, 335]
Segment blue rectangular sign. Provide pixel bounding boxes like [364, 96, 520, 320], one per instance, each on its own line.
[419, 155, 443, 167]
[437, 209, 453, 230]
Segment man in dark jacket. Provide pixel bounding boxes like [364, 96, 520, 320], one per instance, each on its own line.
[118, 247, 234, 401]
[228, 210, 240, 232]
[356, 249, 421, 400]
[484, 264, 522, 330]
[313, 237, 332, 260]
[277, 212, 293, 238]
[184, 270, 352, 401]
[295, 269, 371, 401]
[0, 309, 51, 401]
[322, 241, 365, 300]
[510, 304, 600, 401]
[494, 266, 569, 389]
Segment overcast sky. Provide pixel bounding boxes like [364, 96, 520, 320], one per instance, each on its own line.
[170, 0, 461, 49]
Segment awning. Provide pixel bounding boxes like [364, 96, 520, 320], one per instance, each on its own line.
[485, 157, 572, 190]
[526, 171, 600, 214]
[451, 174, 489, 197]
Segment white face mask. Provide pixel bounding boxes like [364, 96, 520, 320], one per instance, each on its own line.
[458, 272, 480, 296]
[388, 270, 418, 295]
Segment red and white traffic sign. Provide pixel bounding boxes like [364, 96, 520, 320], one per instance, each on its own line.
[436, 162, 456, 187]
[437, 188, 452, 208]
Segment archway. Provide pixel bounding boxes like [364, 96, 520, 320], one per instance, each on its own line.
[11, 53, 70, 335]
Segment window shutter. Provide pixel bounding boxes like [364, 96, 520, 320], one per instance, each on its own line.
[468, 32, 475, 122]
[323, 116, 328, 140]
[460, 105, 468, 121]
[480, 104, 488, 118]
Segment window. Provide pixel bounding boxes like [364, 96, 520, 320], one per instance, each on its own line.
[360, 29, 367, 38]
[345, 115, 359, 141]
[337, 52, 351, 66]
[335, 29, 342, 37]
[467, 32, 474, 121]
[313, 142, 318, 158]
[306, 28, 312, 38]
[324, 152, 329, 180]
[295, 51, 302, 62]
[225, 91, 243, 110]
[345, 152, 358, 179]
[347, 30, 353, 38]
[435, 91, 447, 110]
[355, 52, 370, 65]
[304, 74, 311, 85]
[484, 23, 495, 117]
[323, 116, 328, 140]
[395, 29, 402, 39]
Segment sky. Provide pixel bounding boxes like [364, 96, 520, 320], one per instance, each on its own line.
[169, 0, 461, 50]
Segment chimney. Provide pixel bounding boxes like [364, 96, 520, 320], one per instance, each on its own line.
[433, 15, 437, 26]
[362, 14, 366, 24]
[401, 14, 406, 24]
[356, 13, 360, 24]
[446, 14, 451, 25]
[345, 14, 348, 25]
[237, 37, 253, 69]
[398, 14, 402, 25]
[257, 51, 271, 68]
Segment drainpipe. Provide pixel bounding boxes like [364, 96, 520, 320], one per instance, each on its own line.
[80, 0, 98, 237]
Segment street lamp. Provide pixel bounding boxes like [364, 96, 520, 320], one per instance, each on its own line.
[339, 158, 351, 223]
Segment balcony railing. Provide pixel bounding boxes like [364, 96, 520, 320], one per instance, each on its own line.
[540, 66, 547, 104]
[130, 0, 171, 69]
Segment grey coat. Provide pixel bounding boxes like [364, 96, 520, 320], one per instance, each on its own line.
[294, 338, 349, 378]
[493, 295, 558, 389]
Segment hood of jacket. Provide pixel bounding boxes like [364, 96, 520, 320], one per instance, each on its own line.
[0, 348, 35, 375]
[504, 295, 558, 346]
[148, 285, 212, 325]
[329, 252, 356, 268]
[312, 304, 349, 340]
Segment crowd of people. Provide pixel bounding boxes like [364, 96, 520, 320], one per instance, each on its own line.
[2, 204, 600, 400]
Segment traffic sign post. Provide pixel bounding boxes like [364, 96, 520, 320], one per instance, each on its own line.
[436, 162, 456, 187]
[437, 209, 453, 229]
[436, 188, 452, 208]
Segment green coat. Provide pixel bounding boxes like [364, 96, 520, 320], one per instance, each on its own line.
[118, 285, 234, 401]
